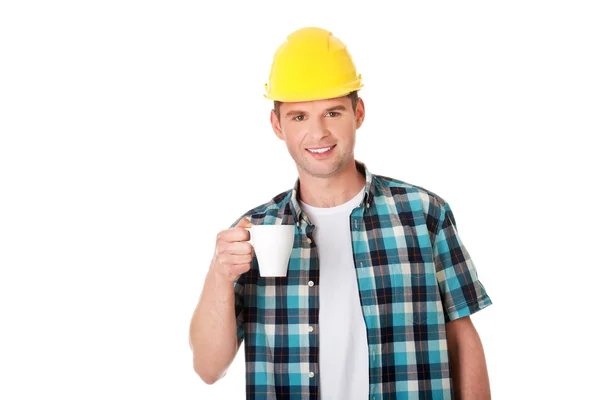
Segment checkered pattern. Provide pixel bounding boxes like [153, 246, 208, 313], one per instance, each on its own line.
[231, 161, 492, 399]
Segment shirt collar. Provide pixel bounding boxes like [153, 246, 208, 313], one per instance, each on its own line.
[289, 159, 375, 223]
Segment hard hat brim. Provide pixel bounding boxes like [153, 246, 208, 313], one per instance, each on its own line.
[264, 81, 363, 102]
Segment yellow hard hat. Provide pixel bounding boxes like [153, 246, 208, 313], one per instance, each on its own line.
[264, 27, 363, 102]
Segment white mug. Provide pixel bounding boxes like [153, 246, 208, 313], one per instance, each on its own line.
[246, 225, 295, 277]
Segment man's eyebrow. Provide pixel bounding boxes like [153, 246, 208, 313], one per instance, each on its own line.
[325, 105, 347, 112]
[284, 105, 347, 118]
[284, 110, 305, 117]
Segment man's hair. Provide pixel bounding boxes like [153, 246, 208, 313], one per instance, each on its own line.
[273, 91, 359, 121]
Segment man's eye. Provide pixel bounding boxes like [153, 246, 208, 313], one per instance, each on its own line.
[293, 115, 305, 121]
[326, 112, 340, 117]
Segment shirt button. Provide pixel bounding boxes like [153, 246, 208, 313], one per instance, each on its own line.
[308, 372, 315, 378]
[308, 325, 314, 332]
[308, 281, 314, 287]
[366, 203, 370, 208]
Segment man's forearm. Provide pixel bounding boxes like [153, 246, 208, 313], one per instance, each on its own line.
[189, 264, 239, 384]
[447, 317, 491, 399]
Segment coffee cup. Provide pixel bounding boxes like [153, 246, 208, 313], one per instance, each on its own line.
[246, 225, 295, 277]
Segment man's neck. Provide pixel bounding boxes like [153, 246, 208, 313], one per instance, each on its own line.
[297, 160, 366, 208]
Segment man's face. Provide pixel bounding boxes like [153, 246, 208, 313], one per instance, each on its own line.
[270, 95, 365, 179]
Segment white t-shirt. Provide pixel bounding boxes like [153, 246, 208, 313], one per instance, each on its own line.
[300, 188, 369, 400]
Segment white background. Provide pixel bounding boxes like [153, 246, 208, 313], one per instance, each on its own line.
[1, 1, 598, 399]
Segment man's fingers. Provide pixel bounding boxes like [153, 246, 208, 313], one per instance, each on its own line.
[218, 253, 253, 266]
[215, 241, 252, 260]
[216, 218, 252, 241]
[218, 229, 250, 243]
[213, 219, 254, 279]
[230, 263, 252, 276]
[225, 241, 253, 256]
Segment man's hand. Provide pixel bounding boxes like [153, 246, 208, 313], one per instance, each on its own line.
[211, 218, 254, 282]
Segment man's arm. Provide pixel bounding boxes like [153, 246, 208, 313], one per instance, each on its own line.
[446, 316, 491, 399]
[188, 218, 253, 384]
[189, 265, 242, 384]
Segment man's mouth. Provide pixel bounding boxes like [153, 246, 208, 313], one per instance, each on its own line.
[306, 145, 336, 154]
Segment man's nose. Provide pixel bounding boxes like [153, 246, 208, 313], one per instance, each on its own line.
[306, 116, 330, 140]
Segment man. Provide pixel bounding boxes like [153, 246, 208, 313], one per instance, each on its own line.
[189, 27, 492, 399]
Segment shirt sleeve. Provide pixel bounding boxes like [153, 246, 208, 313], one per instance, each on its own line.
[233, 274, 245, 345]
[433, 201, 492, 322]
[229, 217, 247, 345]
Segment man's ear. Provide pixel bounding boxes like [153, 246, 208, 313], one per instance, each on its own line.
[270, 109, 284, 140]
[355, 97, 365, 129]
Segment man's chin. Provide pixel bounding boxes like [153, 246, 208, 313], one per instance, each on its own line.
[298, 161, 343, 179]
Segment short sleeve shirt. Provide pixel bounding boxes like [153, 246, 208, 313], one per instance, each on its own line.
[231, 161, 492, 399]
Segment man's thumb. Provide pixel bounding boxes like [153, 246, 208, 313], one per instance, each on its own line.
[236, 217, 253, 229]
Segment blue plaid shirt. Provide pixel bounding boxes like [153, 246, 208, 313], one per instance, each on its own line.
[231, 161, 492, 399]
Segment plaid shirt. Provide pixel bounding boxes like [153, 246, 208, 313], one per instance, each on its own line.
[231, 161, 492, 399]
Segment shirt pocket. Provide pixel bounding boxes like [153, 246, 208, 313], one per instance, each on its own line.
[388, 261, 440, 325]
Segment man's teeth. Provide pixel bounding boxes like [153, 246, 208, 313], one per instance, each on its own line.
[308, 147, 332, 153]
